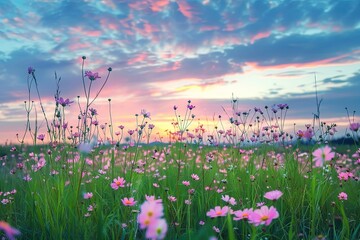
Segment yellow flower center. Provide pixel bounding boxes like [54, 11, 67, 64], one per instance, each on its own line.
[261, 215, 269, 221]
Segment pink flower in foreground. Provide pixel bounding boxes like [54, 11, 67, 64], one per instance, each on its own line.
[111, 177, 126, 190]
[312, 145, 335, 167]
[264, 190, 283, 201]
[338, 192, 348, 201]
[138, 200, 164, 229]
[122, 197, 137, 206]
[233, 208, 253, 221]
[145, 218, 168, 240]
[206, 206, 229, 218]
[249, 206, 279, 226]
[349, 122, 360, 132]
[0, 221, 20, 240]
[83, 192, 93, 199]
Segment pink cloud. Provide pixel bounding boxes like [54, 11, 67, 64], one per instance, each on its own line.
[127, 53, 148, 65]
[245, 51, 360, 70]
[150, 0, 170, 12]
[177, 0, 196, 19]
[250, 31, 271, 44]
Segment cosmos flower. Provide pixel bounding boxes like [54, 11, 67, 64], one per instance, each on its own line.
[110, 177, 126, 190]
[233, 208, 253, 221]
[248, 206, 279, 226]
[85, 71, 101, 81]
[121, 197, 137, 206]
[264, 190, 283, 201]
[206, 206, 229, 218]
[312, 145, 335, 167]
[338, 192, 348, 201]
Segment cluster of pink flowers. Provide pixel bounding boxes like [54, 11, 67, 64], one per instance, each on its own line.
[137, 196, 168, 239]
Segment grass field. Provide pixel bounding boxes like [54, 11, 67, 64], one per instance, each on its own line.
[1, 141, 359, 239]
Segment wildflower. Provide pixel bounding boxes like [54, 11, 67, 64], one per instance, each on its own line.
[87, 205, 94, 211]
[85, 71, 101, 81]
[349, 122, 360, 132]
[168, 196, 177, 202]
[148, 124, 155, 129]
[191, 174, 199, 181]
[212, 226, 220, 233]
[141, 109, 151, 119]
[56, 97, 74, 107]
[184, 200, 191, 205]
[83, 192, 93, 199]
[206, 206, 229, 218]
[264, 190, 283, 201]
[221, 195, 237, 206]
[0, 221, 20, 240]
[37, 134, 45, 141]
[111, 177, 126, 190]
[233, 208, 253, 221]
[312, 145, 335, 167]
[122, 197, 137, 206]
[27, 66, 34, 74]
[248, 206, 279, 226]
[256, 202, 265, 207]
[199, 220, 205, 225]
[338, 192, 348, 201]
[145, 218, 168, 240]
[137, 200, 164, 229]
[182, 181, 190, 186]
[338, 172, 350, 181]
[187, 104, 195, 110]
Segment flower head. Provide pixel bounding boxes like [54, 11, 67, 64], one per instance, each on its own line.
[233, 208, 253, 221]
[27, 67, 34, 74]
[56, 97, 74, 107]
[206, 206, 229, 218]
[83, 192, 93, 199]
[37, 134, 45, 141]
[85, 71, 101, 81]
[349, 122, 360, 132]
[264, 190, 283, 201]
[122, 197, 137, 206]
[137, 200, 164, 229]
[141, 109, 151, 119]
[338, 192, 348, 201]
[312, 145, 335, 167]
[145, 218, 168, 240]
[249, 205, 279, 226]
[111, 177, 126, 190]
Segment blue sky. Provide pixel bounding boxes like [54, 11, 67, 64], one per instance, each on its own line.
[0, 0, 360, 143]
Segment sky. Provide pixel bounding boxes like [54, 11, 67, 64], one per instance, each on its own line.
[0, 0, 360, 144]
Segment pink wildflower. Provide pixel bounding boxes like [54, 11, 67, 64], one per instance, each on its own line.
[145, 218, 168, 240]
[264, 190, 283, 201]
[349, 122, 360, 132]
[249, 206, 279, 226]
[191, 174, 200, 181]
[233, 208, 253, 221]
[137, 200, 164, 229]
[0, 221, 20, 240]
[312, 145, 335, 167]
[83, 192, 93, 199]
[338, 192, 348, 201]
[122, 197, 137, 206]
[182, 181, 190, 186]
[168, 196, 177, 202]
[111, 177, 126, 190]
[37, 134, 45, 141]
[85, 71, 101, 81]
[221, 195, 237, 205]
[206, 206, 229, 218]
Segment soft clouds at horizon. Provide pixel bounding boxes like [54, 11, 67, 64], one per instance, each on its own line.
[1, 0, 360, 143]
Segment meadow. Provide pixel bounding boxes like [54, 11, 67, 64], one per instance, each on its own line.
[1, 58, 360, 240]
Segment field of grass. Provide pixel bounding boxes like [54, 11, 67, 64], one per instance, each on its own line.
[1, 141, 359, 239]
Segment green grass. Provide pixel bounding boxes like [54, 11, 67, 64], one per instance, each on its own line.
[1, 143, 359, 239]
